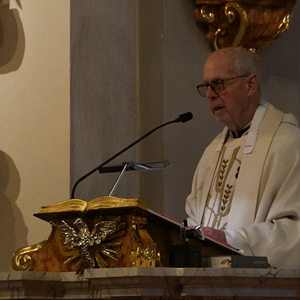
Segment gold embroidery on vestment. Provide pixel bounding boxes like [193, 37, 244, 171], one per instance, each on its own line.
[204, 145, 241, 229]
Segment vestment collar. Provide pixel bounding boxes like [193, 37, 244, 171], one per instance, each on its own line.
[230, 123, 251, 138]
[217, 100, 267, 154]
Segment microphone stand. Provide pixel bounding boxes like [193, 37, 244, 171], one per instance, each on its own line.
[105, 160, 170, 196]
[71, 112, 193, 199]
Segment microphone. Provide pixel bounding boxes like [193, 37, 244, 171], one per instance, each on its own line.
[174, 112, 193, 123]
[71, 112, 193, 198]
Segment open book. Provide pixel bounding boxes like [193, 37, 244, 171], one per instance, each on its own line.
[37, 196, 148, 214]
[34, 196, 147, 221]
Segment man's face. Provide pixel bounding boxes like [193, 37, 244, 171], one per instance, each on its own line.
[203, 52, 253, 132]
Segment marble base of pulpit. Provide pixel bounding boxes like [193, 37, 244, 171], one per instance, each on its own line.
[1, 268, 300, 299]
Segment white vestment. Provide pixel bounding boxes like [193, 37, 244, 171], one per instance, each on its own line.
[186, 101, 300, 269]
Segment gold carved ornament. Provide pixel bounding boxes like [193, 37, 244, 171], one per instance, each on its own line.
[57, 216, 125, 274]
[11, 224, 56, 271]
[194, 0, 296, 52]
[57, 215, 160, 272]
[12, 196, 161, 273]
[130, 216, 160, 267]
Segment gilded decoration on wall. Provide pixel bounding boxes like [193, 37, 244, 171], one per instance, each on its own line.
[194, 0, 296, 52]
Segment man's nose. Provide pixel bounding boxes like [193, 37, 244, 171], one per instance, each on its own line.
[206, 85, 218, 99]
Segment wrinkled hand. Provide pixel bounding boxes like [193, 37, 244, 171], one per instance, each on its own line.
[204, 227, 228, 245]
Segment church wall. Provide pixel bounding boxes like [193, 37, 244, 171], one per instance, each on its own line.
[70, 0, 138, 202]
[0, 1, 70, 271]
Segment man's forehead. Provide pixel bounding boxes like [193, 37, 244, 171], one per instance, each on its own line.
[203, 57, 234, 81]
[206, 51, 234, 67]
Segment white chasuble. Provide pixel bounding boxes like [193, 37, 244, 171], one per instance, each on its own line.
[185, 101, 300, 269]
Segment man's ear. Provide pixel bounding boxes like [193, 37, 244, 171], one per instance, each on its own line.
[247, 74, 259, 96]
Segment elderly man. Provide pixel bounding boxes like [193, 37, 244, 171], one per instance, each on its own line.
[185, 47, 300, 269]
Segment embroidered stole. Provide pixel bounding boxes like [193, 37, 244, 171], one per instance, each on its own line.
[203, 135, 247, 230]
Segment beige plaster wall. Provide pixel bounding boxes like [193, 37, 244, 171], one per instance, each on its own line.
[0, 0, 70, 271]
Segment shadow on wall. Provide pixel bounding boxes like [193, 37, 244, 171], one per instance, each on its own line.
[0, 1, 25, 74]
[0, 151, 28, 271]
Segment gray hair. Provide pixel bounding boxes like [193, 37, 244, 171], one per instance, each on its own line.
[231, 47, 261, 77]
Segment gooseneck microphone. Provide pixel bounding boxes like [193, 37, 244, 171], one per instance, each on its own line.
[71, 112, 193, 199]
[174, 112, 193, 123]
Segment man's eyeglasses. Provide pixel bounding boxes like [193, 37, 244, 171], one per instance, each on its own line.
[196, 75, 249, 97]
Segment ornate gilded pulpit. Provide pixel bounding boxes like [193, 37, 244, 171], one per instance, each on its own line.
[12, 196, 239, 274]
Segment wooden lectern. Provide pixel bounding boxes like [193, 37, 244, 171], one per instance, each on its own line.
[12, 196, 239, 274]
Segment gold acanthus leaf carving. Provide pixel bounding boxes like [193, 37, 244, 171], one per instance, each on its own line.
[194, 0, 296, 52]
[12, 223, 56, 271]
